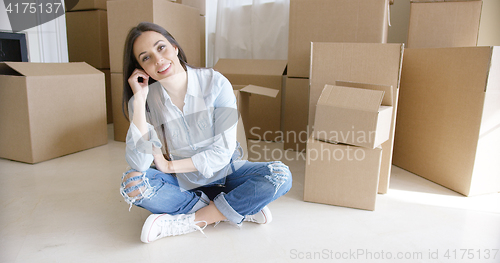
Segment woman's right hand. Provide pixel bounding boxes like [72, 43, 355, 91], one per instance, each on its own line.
[128, 69, 150, 102]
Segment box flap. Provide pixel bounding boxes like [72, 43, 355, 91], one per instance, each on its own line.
[1, 62, 101, 76]
[214, 59, 287, 76]
[0, 63, 23, 76]
[240, 85, 279, 98]
[318, 85, 384, 112]
[335, 80, 394, 106]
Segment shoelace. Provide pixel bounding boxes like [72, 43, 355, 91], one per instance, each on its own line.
[158, 218, 208, 238]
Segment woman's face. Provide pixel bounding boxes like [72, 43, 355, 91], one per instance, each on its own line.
[133, 31, 184, 81]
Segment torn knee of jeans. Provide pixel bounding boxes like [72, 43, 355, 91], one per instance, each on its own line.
[264, 161, 291, 196]
[120, 171, 154, 211]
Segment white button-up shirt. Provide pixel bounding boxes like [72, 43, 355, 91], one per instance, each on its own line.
[125, 66, 241, 190]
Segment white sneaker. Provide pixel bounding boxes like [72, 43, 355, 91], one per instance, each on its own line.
[244, 206, 272, 224]
[141, 213, 207, 243]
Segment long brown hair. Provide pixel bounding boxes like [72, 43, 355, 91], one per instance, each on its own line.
[122, 22, 189, 121]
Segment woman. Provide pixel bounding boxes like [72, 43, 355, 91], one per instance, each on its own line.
[120, 22, 292, 243]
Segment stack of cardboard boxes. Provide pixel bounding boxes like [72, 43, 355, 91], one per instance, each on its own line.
[284, 0, 391, 152]
[283, 0, 405, 211]
[106, 0, 201, 141]
[304, 42, 403, 210]
[65, 0, 112, 123]
[305, 82, 394, 211]
[393, 0, 500, 196]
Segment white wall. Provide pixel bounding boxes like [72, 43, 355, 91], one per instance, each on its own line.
[0, 0, 68, 63]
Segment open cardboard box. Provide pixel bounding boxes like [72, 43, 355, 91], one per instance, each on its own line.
[0, 62, 108, 164]
[314, 84, 393, 149]
[394, 46, 500, 196]
[304, 136, 382, 211]
[232, 84, 280, 143]
[309, 42, 404, 194]
[214, 59, 287, 142]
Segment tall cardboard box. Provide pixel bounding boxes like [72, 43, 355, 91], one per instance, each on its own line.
[288, 0, 389, 78]
[310, 42, 404, 194]
[283, 77, 309, 152]
[304, 137, 383, 211]
[0, 62, 108, 164]
[100, 69, 112, 124]
[107, 0, 201, 73]
[111, 73, 128, 142]
[314, 84, 393, 149]
[407, 0, 483, 48]
[66, 0, 108, 11]
[66, 10, 110, 69]
[394, 46, 500, 196]
[214, 59, 287, 142]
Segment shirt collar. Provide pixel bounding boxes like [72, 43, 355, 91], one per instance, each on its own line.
[158, 66, 202, 103]
[186, 66, 203, 98]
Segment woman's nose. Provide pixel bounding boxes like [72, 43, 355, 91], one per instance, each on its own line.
[154, 54, 164, 65]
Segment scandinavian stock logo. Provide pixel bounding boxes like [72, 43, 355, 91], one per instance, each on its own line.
[4, 0, 79, 32]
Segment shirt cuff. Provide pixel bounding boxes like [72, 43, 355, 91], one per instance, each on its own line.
[191, 152, 214, 178]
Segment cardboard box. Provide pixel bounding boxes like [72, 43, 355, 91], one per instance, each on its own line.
[66, 0, 108, 11]
[233, 90, 248, 160]
[283, 77, 309, 152]
[288, 0, 389, 78]
[314, 84, 393, 149]
[477, 0, 500, 46]
[107, 0, 201, 73]
[99, 69, 112, 124]
[110, 73, 128, 142]
[233, 86, 278, 160]
[304, 137, 382, 211]
[232, 84, 280, 142]
[407, 0, 482, 48]
[0, 62, 108, 163]
[214, 59, 287, 142]
[66, 10, 110, 69]
[394, 46, 500, 196]
[178, 0, 206, 16]
[310, 42, 404, 194]
[200, 15, 206, 67]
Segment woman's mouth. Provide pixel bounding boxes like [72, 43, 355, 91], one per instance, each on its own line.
[157, 63, 171, 74]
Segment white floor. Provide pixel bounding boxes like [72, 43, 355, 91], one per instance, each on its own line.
[1, 125, 499, 263]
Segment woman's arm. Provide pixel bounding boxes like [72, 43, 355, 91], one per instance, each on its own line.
[189, 74, 238, 178]
[153, 152, 198, 174]
[125, 69, 162, 172]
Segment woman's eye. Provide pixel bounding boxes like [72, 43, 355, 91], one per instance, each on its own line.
[159, 45, 166, 51]
[142, 56, 149, 62]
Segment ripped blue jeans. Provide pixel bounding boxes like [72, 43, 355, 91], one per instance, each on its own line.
[120, 161, 292, 224]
